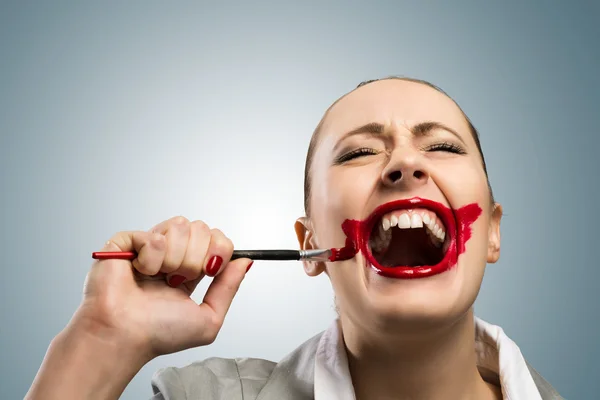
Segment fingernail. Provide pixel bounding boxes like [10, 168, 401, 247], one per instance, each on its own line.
[168, 275, 186, 287]
[206, 256, 223, 277]
[246, 261, 254, 273]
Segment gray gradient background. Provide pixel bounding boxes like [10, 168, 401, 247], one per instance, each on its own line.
[1, 1, 598, 399]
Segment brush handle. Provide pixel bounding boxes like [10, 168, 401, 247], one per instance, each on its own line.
[230, 250, 300, 260]
[91, 250, 302, 261]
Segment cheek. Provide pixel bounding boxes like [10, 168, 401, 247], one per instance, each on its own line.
[461, 212, 491, 277]
[440, 162, 491, 268]
[311, 168, 376, 240]
[436, 161, 490, 206]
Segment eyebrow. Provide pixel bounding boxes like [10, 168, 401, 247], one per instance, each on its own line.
[333, 120, 466, 152]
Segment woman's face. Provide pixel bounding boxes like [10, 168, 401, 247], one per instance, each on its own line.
[296, 80, 502, 332]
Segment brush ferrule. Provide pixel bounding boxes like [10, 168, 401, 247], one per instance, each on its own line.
[299, 249, 332, 262]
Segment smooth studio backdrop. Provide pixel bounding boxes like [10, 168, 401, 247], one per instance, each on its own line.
[1, 2, 598, 399]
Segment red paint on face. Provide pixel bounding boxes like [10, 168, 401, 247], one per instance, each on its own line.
[337, 198, 482, 279]
[329, 236, 358, 262]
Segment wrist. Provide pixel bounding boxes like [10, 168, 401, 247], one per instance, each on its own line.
[26, 316, 151, 400]
[63, 314, 153, 369]
[68, 310, 154, 366]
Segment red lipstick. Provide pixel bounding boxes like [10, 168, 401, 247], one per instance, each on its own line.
[341, 197, 481, 279]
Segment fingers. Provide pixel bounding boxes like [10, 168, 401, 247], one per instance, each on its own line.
[101, 230, 167, 276]
[151, 217, 235, 285]
[93, 218, 254, 348]
[182, 221, 212, 272]
[192, 257, 253, 343]
[166, 227, 234, 286]
[164, 220, 212, 286]
[100, 217, 241, 290]
[152, 217, 193, 274]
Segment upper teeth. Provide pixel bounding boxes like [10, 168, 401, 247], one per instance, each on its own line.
[389, 208, 445, 238]
[370, 209, 448, 253]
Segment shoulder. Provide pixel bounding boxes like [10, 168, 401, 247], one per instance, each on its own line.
[150, 331, 325, 400]
[151, 357, 277, 400]
[525, 363, 565, 400]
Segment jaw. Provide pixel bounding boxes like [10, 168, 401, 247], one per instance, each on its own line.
[340, 198, 483, 279]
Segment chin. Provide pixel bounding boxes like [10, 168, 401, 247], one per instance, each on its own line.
[360, 258, 485, 332]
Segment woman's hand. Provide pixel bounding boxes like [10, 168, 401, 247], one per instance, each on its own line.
[26, 216, 252, 400]
[76, 216, 252, 360]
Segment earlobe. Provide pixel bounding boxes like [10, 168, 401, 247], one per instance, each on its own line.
[487, 203, 503, 263]
[294, 217, 327, 277]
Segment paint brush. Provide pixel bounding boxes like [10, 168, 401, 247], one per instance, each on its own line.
[92, 247, 356, 263]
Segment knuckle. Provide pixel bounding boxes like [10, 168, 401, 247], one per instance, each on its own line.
[210, 229, 233, 252]
[170, 217, 190, 231]
[209, 227, 224, 236]
[172, 216, 189, 224]
[106, 232, 128, 251]
[207, 315, 223, 335]
[150, 233, 166, 249]
[191, 220, 211, 235]
[170, 216, 190, 229]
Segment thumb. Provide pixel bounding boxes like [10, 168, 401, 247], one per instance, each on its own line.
[184, 258, 252, 346]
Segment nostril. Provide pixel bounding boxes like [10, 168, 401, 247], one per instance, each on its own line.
[413, 170, 426, 180]
[388, 171, 402, 182]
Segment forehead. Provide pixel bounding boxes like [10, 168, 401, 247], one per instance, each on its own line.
[321, 80, 471, 141]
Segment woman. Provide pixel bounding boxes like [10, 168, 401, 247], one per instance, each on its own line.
[26, 77, 563, 399]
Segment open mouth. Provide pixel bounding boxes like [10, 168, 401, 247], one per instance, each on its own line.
[339, 197, 483, 279]
[369, 208, 450, 268]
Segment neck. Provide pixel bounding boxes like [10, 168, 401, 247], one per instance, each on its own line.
[341, 310, 501, 400]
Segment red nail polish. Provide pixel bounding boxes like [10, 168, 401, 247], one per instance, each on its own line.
[206, 256, 223, 277]
[168, 275, 186, 287]
[246, 261, 254, 273]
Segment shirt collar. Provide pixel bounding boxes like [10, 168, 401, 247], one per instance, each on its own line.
[314, 317, 543, 400]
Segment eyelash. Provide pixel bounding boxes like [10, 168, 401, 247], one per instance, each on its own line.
[335, 147, 379, 163]
[336, 142, 466, 164]
[424, 142, 466, 154]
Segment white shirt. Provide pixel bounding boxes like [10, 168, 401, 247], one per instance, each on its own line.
[314, 317, 543, 400]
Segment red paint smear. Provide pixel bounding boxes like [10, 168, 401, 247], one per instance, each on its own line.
[329, 234, 358, 261]
[455, 203, 481, 254]
[337, 198, 482, 279]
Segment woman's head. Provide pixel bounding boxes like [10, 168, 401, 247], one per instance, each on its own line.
[295, 77, 503, 334]
[303, 77, 494, 215]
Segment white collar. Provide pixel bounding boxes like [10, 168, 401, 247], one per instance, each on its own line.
[314, 316, 543, 400]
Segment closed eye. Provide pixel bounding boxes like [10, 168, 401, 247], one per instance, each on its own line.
[424, 142, 466, 154]
[335, 147, 379, 164]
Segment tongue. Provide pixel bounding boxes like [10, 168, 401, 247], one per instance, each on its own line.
[376, 228, 439, 267]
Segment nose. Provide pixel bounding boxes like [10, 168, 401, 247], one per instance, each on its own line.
[381, 149, 429, 189]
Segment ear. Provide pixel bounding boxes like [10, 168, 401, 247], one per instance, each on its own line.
[487, 203, 503, 263]
[294, 217, 327, 277]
